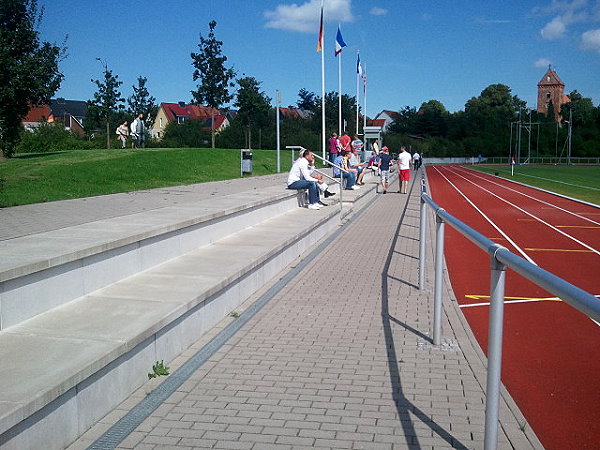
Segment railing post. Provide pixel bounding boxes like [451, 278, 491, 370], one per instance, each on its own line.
[484, 248, 507, 450]
[419, 196, 427, 290]
[433, 210, 445, 346]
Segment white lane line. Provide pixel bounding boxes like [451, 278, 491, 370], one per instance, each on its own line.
[443, 167, 600, 256]
[455, 166, 600, 227]
[459, 295, 600, 327]
[432, 166, 537, 264]
[459, 297, 561, 308]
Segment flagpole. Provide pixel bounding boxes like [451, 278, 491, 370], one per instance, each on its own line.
[363, 63, 367, 129]
[338, 45, 342, 135]
[356, 52, 359, 136]
[318, 0, 326, 161]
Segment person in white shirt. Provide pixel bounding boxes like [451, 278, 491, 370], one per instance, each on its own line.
[397, 146, 412, 194]
[287, 149, 326, 210]
[412, 151, 421, 170]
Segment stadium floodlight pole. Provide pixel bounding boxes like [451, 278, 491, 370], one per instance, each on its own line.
[527, 109, 532, 163]
[276, 90, 281, 173]
[567, 108, 573, 165]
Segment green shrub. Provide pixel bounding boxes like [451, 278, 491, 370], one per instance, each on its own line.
[17, 124, 96, 153]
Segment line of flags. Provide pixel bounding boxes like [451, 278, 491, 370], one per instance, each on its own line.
[315, 2, 368, 156]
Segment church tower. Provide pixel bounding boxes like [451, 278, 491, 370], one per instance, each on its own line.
[537, 67, 569, 121]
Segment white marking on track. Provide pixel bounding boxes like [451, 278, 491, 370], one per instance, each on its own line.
[440, 167, 600, 256]
[431, 166, 537, 264]
[454, 166, 600, 227]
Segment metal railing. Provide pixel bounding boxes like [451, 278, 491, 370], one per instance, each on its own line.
[286, 145, 351, 214]
[418, 176, 600, 450]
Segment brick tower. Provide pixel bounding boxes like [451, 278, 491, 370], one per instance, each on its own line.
[537, 67, 569, 121]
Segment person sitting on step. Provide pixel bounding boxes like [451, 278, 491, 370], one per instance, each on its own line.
[287, 149, 331, 210]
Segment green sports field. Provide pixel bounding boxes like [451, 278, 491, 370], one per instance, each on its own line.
[467, 164, 600, 205]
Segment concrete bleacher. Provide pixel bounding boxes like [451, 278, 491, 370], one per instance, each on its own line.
[0, 178, 378, 450]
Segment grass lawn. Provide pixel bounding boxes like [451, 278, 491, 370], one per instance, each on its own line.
[0, 148, 298, 207]
[467, 164, 600, 205]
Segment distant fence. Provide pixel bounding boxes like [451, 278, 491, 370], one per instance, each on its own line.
[425, 156, 600, 165]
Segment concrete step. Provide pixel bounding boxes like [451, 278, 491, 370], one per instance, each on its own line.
[0, 181, 378, 450]
[0, 186, 298, 330]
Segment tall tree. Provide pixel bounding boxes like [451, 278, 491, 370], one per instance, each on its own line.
[90, 61, 124, 149]
[297, 88, 318, 112]
[234, 76, 272, 149]
[127, 76, 158, 128]
[191, 20, 236, 149]
[0, 0, 64, 158]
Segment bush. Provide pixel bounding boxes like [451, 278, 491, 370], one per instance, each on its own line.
[159, 119, 212, 148]
[17, 124, 96, 153]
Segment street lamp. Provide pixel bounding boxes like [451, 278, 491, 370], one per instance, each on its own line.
[95, 57, 111, 149]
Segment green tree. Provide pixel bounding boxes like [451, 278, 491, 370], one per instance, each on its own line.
[127, 76, 158, 128]
[191, 20, 236, 149]
[415, 100, 449, 137]
[0, 0, 64, 158]
[90, 60, 124, 149]
[234, 76, 271, 149]
[388, 106, 418, 135]
[297, 88, 318, 112]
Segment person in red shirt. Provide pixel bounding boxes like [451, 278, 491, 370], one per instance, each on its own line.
[338, 132, 351, 153]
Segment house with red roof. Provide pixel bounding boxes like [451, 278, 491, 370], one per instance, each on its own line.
[151, 102, 229, 139]
[372, 110, 399, 132]
[22, 100, 86, 135]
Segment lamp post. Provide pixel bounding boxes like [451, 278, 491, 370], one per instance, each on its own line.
[276, 90, 281, 173]
[96, 58, 111, 150]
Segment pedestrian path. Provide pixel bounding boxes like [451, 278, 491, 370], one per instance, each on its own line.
[55, 175, 542, 450]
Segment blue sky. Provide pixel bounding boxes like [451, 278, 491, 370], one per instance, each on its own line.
[39, 0, 600, 116]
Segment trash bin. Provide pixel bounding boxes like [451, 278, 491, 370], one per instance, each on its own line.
[241, 149, 253, 176]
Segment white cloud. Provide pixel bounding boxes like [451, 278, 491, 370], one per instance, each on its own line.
[534, 57, 553, 67]
[537, 0, 599, 40]
[264, 0, 353, 33]
[370, 7, 388, 16]
[541, 16, 568, 39]
[581, 28, 600, 52]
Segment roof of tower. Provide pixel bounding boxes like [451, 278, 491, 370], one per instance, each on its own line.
[538, 67, 564, 87]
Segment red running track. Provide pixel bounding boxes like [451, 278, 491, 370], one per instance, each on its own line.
[426, 165, 600, 450]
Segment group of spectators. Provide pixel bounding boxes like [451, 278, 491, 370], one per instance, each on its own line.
[115, 114, 146, 149]
[287, 135, 423, 209]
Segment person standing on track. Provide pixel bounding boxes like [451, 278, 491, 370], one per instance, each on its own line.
[397, 146, 412, 194]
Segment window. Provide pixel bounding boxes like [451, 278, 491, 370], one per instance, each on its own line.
[546, 92, 551, 100]
[177, 116, 186, 124]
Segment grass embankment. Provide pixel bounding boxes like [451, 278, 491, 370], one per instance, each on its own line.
[0, 148, 297, 207]
[468, 164, 600, 205]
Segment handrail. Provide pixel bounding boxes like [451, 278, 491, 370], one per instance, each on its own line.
[419, 172, 600, 450]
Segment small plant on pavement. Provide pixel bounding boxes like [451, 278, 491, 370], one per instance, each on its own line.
[148, 360, 170, 379]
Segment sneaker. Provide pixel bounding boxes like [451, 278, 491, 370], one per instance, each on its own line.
[324, 190, 336, 198]
[307, 203, 321, 210]
[383, 190, 387, 194]
[351, 185, 360, 190]
[318, 201, 328, 206]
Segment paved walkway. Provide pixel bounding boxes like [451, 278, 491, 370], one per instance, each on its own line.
[2, 174, 541, 449]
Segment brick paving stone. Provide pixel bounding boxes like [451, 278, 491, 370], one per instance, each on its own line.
[54, 175, 544, 450]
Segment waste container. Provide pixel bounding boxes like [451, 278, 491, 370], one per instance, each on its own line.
[240, 149, 253, 176]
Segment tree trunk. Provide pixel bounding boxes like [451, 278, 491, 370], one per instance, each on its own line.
[211, 109, 215, 149]
[106, 119, 110, 149]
